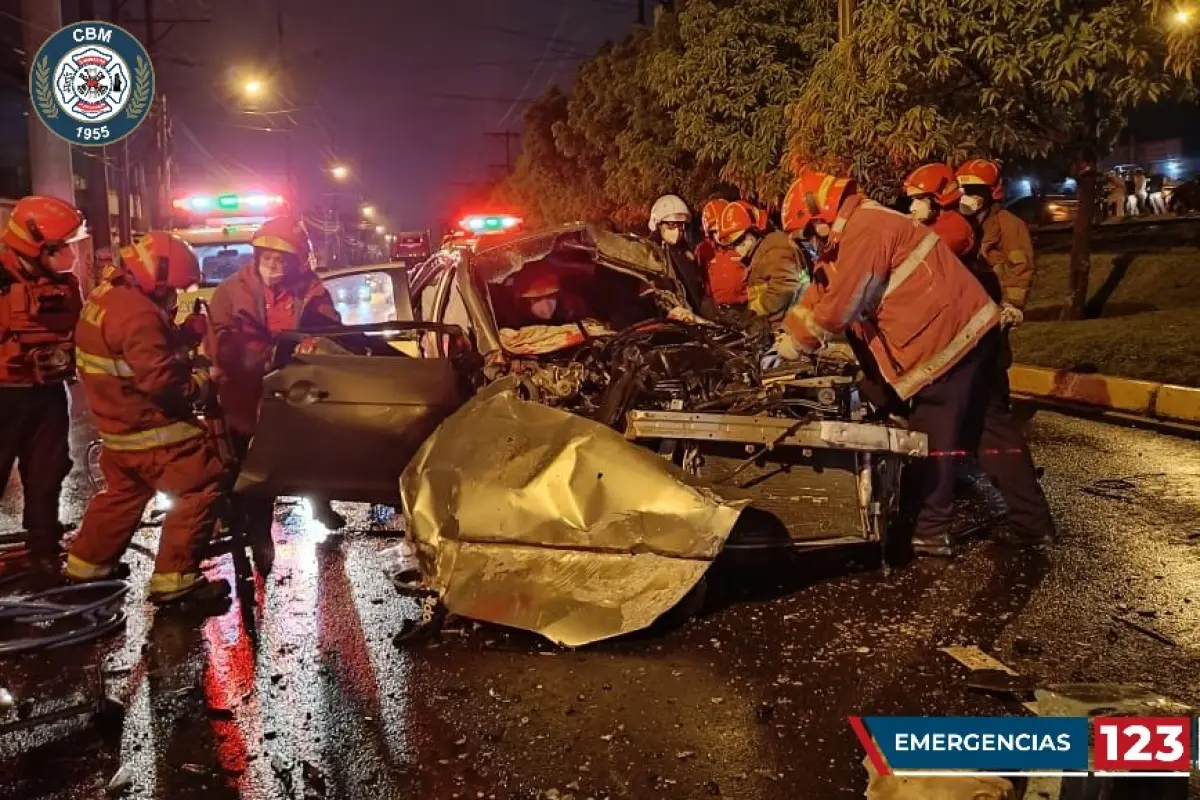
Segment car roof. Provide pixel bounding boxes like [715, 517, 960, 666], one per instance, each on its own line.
[469, 222, 670, 285]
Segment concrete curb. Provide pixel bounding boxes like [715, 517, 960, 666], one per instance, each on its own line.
[1009, 364, 1200, 426]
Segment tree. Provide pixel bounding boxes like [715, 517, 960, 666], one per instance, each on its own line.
[492, 87, 611, 227]
[788, 0, 1192, 318]
[562, 26, 720, 228]
[651, 0, 835, 201]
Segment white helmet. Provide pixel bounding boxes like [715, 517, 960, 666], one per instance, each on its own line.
[649, 194, 691, 232]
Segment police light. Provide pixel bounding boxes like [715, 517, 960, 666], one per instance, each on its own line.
[458, 214, 523, 234]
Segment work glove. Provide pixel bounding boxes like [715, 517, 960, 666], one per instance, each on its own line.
[773, 329, 804, 362]
[1000, 303, 1024, 329]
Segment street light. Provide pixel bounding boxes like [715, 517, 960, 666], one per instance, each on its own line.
[375, 225, 386, 235]
[1175, 8, 1193, 25]
[361, 205, 376, 219]
[242, 77, 266, 99]
[330, 164, 349, 181]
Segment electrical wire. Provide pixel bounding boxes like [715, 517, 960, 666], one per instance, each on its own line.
[0, 580, 130, 656]
[496, 0, 577, 127]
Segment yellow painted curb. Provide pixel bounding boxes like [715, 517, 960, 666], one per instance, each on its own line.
[1154, 384, 1200, 424]
[1008, 365, 1159, 415]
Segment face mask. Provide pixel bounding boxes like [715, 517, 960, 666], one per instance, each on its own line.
[661, 226, 681, 246]
[530, 296, 558, 320]
[909, 197, 934, 222]
[960, 195, 984, 216]
[734, 233, 757, 261]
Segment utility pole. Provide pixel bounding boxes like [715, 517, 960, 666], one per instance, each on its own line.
[278, 0, 296, 202]
[21, 0, 74, 202]
[838, 0, 854, 41]
[111, 1, 133, 244]
[636, 0, 646, 26]
[77, 0, 112, 262]
[484, 130, 521, 174]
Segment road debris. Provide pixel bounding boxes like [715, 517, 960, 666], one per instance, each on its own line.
[966, 669, 1036, 700]
[940, 646, 1018, 675]
[1113, 615, 1178, 647]
[864, 756, 1014, 799]
[105, 765, 132, 794]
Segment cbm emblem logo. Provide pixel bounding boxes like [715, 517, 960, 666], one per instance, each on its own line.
[29, 22, 154, 147]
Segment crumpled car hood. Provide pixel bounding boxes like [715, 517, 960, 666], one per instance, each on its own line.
[399, 379, 746, 647]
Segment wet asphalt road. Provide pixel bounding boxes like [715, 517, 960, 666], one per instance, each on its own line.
[2, 402, 1200, 800]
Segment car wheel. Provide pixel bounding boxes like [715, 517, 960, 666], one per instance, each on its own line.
[658, 574, 708, 630]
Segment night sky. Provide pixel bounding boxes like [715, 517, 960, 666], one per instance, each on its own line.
[145, 0, 641, 232]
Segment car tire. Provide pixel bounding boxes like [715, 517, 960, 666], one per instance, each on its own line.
[658, 574, 708, 630]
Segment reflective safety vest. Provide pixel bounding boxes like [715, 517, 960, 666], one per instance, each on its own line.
[0, 248, 81, 386]
[75, 270, 207, 451]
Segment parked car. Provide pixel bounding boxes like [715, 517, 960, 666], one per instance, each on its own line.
[237, 225, 928, 643]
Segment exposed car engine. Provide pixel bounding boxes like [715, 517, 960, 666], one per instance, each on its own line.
[504, 319, 864, 429]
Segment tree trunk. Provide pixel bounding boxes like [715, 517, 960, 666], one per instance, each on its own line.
[1062, 164, 1095, 320]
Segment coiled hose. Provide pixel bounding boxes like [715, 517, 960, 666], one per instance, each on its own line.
[0, 579, 129, 656]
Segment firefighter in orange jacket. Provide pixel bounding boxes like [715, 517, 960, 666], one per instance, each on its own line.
[65, 231, 228, 603]
[0, 196, 87, 570]
[694, 199, 748, 308]
[207, 216, 343, 565]
[956, 159, 1036, 325]
[776, 171, 1054, 556]
[903, 163, 976, 258]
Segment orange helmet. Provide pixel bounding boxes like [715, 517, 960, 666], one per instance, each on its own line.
[251, 216, 312, 263]
[120, 231, 201, 294]
[700, 199, 729, 238]
[904, 163, 962, 207]
[781, 172, 856, 234]
[2, 195, 87, 260]
[519, 272, 560, 299]
[715, 201, 769, 246]
[955, 159, 1004, 201]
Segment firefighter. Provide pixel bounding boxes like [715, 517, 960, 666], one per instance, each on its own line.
[777, 171, 1054, 556]
[65, 232, 229, 603]
[648, 194, 710, 314]
[207, 216, 343, 566]
[715, 200, 807, 324]
[903, 163, 976, 258]
[694, 199, 748, 308]
[517, 272, 590, 325]
[0, 196, 87, 571]
[955, 159, 1036, 325]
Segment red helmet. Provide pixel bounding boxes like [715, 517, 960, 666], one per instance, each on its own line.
[519, 272, 561, 299]
[956, 159, 1004, 201]
[2, 195, 86, 260]
[904, 163, 962, 207]
[781, 171, 856, 234]
[251, 216, 312, 264]
[715, 201, 769, 247]
[120, 231, 201, 294]
[700, 199, 729, 238]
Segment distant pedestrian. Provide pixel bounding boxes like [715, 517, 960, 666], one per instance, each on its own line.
[1147, 172, 1167, 215]
[1133, 169, 1148, 215]
[1106, 171, 1125, 220]
[1124, 174, 1139, 217]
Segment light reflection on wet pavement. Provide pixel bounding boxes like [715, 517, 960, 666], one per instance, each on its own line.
[2, 406, 1200, 799]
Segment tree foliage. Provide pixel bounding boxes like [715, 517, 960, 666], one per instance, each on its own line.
[651, 0, 835, 201]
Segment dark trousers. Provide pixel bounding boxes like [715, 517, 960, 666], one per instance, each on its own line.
[0, 384, 72, 553]
[907, 329, 1055, 540]
[231, 433, 275, 543]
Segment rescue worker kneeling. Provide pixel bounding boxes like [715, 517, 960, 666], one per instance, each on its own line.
[777, 171, 1054, 556]
[66, 232, 228, 603]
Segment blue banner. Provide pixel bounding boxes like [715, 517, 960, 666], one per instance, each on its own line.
[864, 716, 1090, 771]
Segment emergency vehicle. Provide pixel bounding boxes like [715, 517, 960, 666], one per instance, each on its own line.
[389, 230, 431, 266]
[169, 189, 288, 314]
[439, 213, 523, 253]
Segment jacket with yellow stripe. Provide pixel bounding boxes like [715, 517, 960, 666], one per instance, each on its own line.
[75, 268, 208, 443]
[971, 206, 1036, 309]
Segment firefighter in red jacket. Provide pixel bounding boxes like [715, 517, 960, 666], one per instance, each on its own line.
[208, 216, 343, 569]
[694, 199, 748, 308]
[0, 196, 87, 570]
[903, 163, 976, 258]
[777, 171, 1054, 556]
[66, 231, 228, 603]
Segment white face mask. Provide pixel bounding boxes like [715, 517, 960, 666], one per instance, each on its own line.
[530, 296, 558, 320]
[909, 197, 934, 222]
[661, 226, 682, 246]
[734, 233, 757, 261]
[960, 195, 984, 216]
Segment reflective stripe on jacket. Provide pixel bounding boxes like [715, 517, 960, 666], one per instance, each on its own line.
[75, 270, 207, 450]
[783, 196, 1000, 401]
[747, 231, 803, 322]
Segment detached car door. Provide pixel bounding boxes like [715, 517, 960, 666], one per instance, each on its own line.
[235, 268, 472, 506]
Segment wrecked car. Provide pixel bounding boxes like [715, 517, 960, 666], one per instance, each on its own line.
[237, 225, 927, 645]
